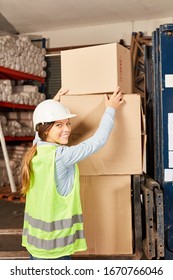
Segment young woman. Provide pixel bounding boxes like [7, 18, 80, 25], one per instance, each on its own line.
[21, 87, 124, 260]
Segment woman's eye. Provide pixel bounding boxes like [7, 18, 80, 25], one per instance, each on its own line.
[56, 124, 62, 127]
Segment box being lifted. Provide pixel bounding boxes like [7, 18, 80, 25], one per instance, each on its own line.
[61, 43, 132, 95]
[61, 94, 142, 175]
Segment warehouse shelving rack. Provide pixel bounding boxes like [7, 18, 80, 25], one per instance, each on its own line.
[0, 65, 45, 259]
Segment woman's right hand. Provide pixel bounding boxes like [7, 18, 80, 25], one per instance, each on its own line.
[104, 86, 124, 109]
[53, 88, 69, 101]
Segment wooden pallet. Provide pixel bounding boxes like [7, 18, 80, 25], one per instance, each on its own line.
[0, 186, 25, 203]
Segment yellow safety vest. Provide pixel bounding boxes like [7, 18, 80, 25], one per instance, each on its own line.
[22, 145, 87, 259]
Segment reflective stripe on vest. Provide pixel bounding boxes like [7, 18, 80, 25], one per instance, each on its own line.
[23, 228, 85, 250]
[24, 212, 83, 232]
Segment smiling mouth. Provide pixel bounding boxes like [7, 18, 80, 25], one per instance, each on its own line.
[61, 135, 69, 138]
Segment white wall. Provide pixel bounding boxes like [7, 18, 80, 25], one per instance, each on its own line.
[26, 17, 173, 48]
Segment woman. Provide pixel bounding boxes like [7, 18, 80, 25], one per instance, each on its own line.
[21, 86, 124, 260]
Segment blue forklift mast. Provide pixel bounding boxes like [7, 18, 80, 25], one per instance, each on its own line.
[152, 24, 173, 259]
[133, 23, 173, 259]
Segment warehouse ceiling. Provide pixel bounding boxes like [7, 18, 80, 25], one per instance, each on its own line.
[0, 0, 173, 35]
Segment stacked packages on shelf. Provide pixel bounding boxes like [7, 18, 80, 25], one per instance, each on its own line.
[0, 34, 46, 77]
[0, 81, 47, 137]
[0, 80, 46, 105]
[0, 112, 34, 137]
[0, 144, 31, 188]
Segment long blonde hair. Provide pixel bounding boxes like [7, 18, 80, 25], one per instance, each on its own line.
[21, 144, 37, 194]
[21, 122, 54, 195]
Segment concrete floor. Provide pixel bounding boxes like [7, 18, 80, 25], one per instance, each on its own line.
[0, 200, 26, 254]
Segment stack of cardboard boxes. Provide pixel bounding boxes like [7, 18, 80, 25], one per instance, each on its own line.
[60, 43, 144, 256]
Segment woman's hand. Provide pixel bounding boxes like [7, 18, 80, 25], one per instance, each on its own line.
[53, 88, 69, 101]
[104, 86, 124, 109]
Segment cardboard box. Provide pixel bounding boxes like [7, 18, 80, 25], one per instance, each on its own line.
[61, 94, 142, 175]
[77, 175, 133, 255]
[61, 43, 132, 94]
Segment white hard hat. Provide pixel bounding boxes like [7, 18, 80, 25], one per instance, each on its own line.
[33, 99, 76, 131]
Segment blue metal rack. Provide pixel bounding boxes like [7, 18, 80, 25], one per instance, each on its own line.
[152, 24, 173, 259]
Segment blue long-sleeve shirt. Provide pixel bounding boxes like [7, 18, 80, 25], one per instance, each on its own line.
[34, 106, 115, 196]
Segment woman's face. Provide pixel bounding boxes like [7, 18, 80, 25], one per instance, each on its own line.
[46, 119, 71, 144]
